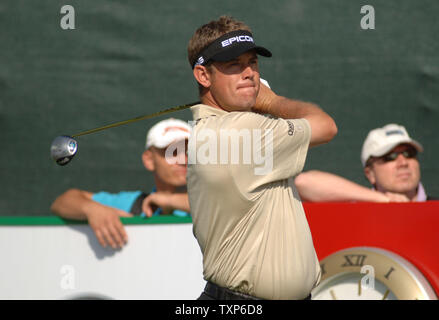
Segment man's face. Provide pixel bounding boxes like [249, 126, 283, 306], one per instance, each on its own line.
[207, 51, 260, 112]
[144, 139, 188, 188]
[364, 144, 421, 195]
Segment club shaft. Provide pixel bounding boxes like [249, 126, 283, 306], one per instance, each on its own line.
[71, 102, 199, 138]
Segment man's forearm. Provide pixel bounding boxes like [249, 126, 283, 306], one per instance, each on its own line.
[295, 171, 390, 203]
[258, 95, 323, 120]
[169, 193, 190, 213]
[50, 189, 94, 220]
[253, 84, 337, 147]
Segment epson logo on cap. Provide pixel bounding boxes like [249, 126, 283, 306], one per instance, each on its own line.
[221, 35, 254, 47]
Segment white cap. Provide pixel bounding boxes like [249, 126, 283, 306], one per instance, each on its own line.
[145, 118, 191, 149]
[361, 123, 423, 166]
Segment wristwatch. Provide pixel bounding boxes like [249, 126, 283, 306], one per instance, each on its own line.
[311, 247, 437, 300]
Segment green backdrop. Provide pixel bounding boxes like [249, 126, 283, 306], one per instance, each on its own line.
[1, 0, 438, 216]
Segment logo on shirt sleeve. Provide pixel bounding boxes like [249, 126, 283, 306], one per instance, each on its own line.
[286, 120, 295, 136]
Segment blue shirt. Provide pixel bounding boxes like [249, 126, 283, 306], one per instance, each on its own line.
[92, 189, 190, 217]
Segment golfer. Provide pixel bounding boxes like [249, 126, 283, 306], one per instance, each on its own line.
[187, 16, 337, 300]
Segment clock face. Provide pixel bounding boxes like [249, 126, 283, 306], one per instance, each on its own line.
[311, 247, 437, 300]
[312, 272, 398, 300]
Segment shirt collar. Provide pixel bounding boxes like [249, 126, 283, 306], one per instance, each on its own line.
[416, 182, 427, 202]
[191, 103, 228, 120]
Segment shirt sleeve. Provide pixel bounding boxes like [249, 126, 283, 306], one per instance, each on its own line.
[223, 112, 311, 191]
[92, 191, 143, 213]
[267, 117, 311, 180]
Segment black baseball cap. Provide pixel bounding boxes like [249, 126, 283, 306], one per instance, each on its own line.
[192, 30, 272, 69]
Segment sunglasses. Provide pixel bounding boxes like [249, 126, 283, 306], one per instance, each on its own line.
[366, 148, 418, 166]
[379, 148, 418, 163]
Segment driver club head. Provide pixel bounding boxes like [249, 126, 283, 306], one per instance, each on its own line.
[50, 135, 78, 166]
[49, 102, 199, 167]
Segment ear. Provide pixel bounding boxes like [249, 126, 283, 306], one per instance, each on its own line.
[142, 149, 155, 172]
[193, 65, 212, 89]
[364, 166, 376, 185]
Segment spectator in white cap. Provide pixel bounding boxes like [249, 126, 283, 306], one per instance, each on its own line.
[361, 123, 426, 200]
[51, 118, 192, 249]
[295, 123, 435, 202]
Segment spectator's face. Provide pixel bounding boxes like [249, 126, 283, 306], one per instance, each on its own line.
[364, 144, 421, 196]
[143, 139, 188, 188]
[207, 51, 260, 112]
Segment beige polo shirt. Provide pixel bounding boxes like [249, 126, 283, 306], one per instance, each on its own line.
[187, 104, 321, 300]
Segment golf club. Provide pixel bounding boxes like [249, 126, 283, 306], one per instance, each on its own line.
[50, 101, 199, 166]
